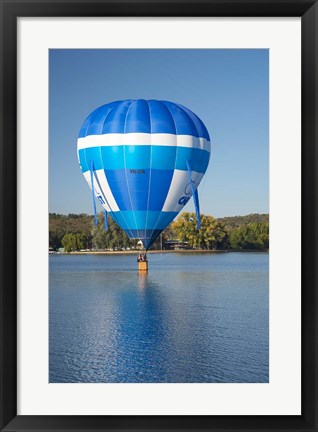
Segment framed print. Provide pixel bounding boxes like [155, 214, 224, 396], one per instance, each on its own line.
[0, 1, 317, 431]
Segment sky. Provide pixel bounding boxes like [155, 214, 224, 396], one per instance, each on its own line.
[49, 49, 268, 218]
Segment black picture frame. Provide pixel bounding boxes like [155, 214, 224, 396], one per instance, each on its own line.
[1, 1, 317, 431]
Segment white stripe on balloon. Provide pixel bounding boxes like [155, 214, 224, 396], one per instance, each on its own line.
[83, 170, 120, 212]
[162, 169, 204, 213]
[77, 133, 211, 152]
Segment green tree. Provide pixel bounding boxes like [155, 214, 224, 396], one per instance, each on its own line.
[61, 233, 85, 252]
[49, 213, 94, 249]
[228, 222, 269, 250]
[171, 212, 227, 250]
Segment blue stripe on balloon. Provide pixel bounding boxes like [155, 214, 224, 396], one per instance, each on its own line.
[152, 146, 177, 170]
[108, 211, 135, 239]
[101, 145, 133, 171]
[78, 149, 89, 172]
[124, 100, 151, 133]
[101, 100, 132, 134]
[175, 147, 210, 173]
[104, 169, 134, 211]
[101, 146, 124, 170]
[105, 169, 174, 211]
[111, 211, 178, 230]
[110, 210, 169, 249]
[108, 210, 131, 233]
[101, 145, 176, 170]
[148, 99, 176, 134]
[79, 147, 103, 171]
[79, 100, 210, 139]
[124, 145, 151, 168]
[78, 116, 92, 139]
[111, 211, 145, 230]
[147, 169, 174, 210]
[125, 169, 150, 210]
[154, 210, 178, 229]
[161, 101, 199, 137]
[81, 146, 208, 173]
[126, 228, 162, 243]
[79, 101, 118, 137]
[86, 105, 114, 136]
[176, 103, 210, 141]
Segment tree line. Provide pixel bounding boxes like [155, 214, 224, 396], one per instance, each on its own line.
[49, 212, 269, 252]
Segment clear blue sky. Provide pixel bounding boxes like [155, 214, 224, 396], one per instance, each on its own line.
[49, 49, 268, 218]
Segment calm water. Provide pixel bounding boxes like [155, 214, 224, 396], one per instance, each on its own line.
[49, 252, 269, 383]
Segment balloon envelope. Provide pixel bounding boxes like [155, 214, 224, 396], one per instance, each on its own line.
[77, 99, 211, 249]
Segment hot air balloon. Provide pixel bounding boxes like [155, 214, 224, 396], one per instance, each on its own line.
[77, 99, 211, 250]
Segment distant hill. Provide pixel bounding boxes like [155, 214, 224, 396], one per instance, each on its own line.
[217, 214, 269, 230]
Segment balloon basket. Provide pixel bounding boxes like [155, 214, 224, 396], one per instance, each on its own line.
[138, 261, 148, 272]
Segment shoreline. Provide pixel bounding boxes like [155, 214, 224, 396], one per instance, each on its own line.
[54, 249, 269, 256]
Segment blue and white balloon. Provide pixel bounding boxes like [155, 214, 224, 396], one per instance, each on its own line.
[77, 99, 211, 249]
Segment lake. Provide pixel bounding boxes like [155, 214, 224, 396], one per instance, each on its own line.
[49, 252, 269, 383]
